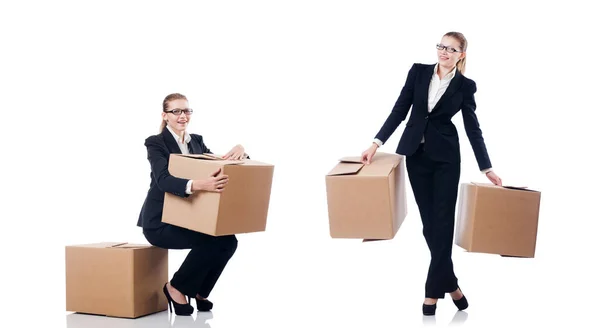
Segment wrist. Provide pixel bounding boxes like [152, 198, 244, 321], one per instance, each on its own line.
[192, 180, 204, 191]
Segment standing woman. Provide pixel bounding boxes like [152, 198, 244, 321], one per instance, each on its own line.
[137, 93, 248, 315]
[361, 32, 503, 315]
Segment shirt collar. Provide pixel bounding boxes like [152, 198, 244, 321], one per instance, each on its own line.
[166, 125, 191, 144]
[433, 63, 457, 80]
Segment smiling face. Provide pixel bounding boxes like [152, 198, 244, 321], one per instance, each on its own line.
[162, 98, 191, 134]
[437, 35, 466, 70]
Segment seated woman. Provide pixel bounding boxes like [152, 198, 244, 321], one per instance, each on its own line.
[137, 93, 248, 315]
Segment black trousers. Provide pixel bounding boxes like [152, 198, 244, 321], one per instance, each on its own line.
[143, 224, 237, 298]
[406, 144, 460, 299]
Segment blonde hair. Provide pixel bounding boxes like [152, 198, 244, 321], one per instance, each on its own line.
[160, 93, 188, 132]
[444, 31, 468, 74]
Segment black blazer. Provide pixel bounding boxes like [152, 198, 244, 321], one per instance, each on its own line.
[137, 128, 212, 230]
[375, 63, 492, 171]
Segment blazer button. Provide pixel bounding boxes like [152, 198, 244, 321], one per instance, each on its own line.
[425, 116, 429, 120]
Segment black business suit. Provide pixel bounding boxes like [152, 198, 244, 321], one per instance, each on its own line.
[138, 128, 238, 298]
[375, 63, 492, 299]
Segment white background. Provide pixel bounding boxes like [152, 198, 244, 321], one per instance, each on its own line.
[1, 0, 599, 327]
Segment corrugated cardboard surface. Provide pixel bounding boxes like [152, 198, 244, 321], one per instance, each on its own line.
[390, 159, 407, 237]
[326, 152, 407, 240]
[216, 164, 274, 235]
[455, 184, 477, 251]
[455, 183, 541, 257]
[65, 243, 168, 318]
[163, 154, 274, 236]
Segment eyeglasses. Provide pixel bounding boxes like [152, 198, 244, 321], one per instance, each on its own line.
[165, 108, 194, 115]
[436, 44, 462, 53]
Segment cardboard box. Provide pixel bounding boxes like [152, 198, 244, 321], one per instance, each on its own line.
[455, 183, 541, 257]
[65, 242, 168, 318]
[325, 152, 407, 240]
[163, 154, 274, 236]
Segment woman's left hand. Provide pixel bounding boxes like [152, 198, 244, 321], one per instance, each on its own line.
[486, 171, 503, 186]
[223, 144, 246, 160]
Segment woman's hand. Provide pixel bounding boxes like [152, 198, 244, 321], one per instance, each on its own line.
[223, 144, 246, 160]
[486, 171, 502, 186]
[192, 168, 229, 192]
[361, 143, 379, 164]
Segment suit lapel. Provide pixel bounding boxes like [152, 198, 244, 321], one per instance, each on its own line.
[419, 64, 436, 111]
[431, 69, 464, 113]
[161, 128, 182, 154]
[188, 136, 201, 154]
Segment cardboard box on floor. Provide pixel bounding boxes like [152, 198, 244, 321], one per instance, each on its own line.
[162, 154, 274, 236]
[65, 242, 168, 318]
[455, 183, 541, 258]
[325, 152, 407, 240]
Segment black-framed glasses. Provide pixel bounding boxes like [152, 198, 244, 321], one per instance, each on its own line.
[165, 108, 194, 115]
[436, 44, 462, 53]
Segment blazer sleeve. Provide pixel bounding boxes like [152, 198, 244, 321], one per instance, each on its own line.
[461, 80, 492, 171]
[145, 136, 190, 197]
[375, 63, 418, 144]
[197, 135, 212, 154]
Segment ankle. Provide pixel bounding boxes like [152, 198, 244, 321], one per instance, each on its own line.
[167, 283, 175, 292]
[424, 298, 438, 305]
[167, 283, 182, 296]
[451, 288, 464, 300]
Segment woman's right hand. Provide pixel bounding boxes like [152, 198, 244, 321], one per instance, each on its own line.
[361, 143, 379, 164]
[191, 168, 229, 192]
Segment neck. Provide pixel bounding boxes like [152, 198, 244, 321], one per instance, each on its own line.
[167, 125, 186, 143]
[437, 63, 455, 79]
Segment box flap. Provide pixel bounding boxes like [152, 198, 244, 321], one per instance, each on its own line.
[108, 242, 129, 248]
[502, 186, 538, 192]
[112, 243, 153, 249]
[344, 153, 401, 177]
[327, 162, 364, 176]
[177, 154, 244, 165]
[67, 242, 127, 248]
[338, 156, 363, 164]
[198, 153, 225, 160]
[339, 153, 400, 165]
[471, 182, 538, 192]
[359, 162, 397, 176]
[470, 182, 499, 188]
[66, 242, 154, 249]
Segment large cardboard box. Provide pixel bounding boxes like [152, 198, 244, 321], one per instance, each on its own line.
[163, 154, 274, 236]
[455, 183, 541, 257]
[65, 242, 168, 318]
[325, 152, 407, 240]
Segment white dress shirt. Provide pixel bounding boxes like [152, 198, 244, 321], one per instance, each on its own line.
[166, 125, 194, 194]
[428, 64, 456, 114]
[373, 64, 492, 174]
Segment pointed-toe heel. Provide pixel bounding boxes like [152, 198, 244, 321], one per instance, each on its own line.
[163, 283, 194, 316]
[195, 297, 213, 312]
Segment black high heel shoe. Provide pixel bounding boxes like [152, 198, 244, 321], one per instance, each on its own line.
[422, 303, 437, 316]
[163, 283, 194, 316]
[195, 297, 213, 312]
[187, 295, 214, 312]
[452, 288, 469, 311]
